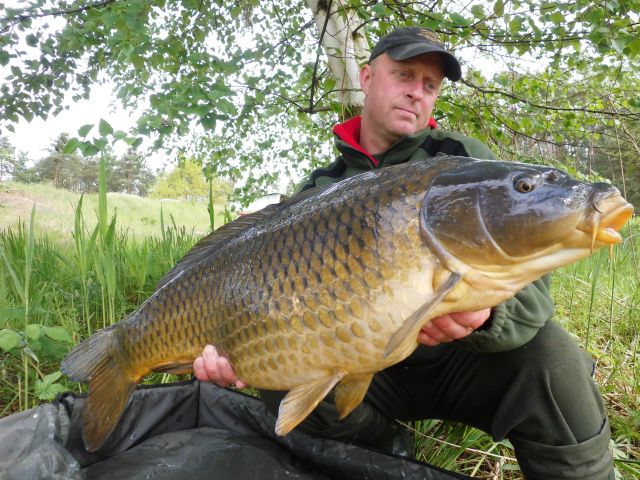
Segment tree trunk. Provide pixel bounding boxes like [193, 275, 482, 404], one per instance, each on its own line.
[305, 0, 368, 118]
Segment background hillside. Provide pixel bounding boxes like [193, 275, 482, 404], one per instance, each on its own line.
[0, 181, 220, 239]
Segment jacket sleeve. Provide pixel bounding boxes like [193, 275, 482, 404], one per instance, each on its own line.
[455, 274, 555, 353]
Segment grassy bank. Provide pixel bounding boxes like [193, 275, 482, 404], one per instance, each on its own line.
[0, 182, 638, 478]
[0, 181, 219, 239]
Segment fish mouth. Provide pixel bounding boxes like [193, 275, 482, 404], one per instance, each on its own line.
[580, 201, 634, 246]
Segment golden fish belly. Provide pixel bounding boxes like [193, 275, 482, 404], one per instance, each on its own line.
[212, 204, 437, 390]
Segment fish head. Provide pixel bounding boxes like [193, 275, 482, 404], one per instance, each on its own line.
[420, 159, 634, 284]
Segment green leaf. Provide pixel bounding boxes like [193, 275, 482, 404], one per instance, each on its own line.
[35, 371, 66, 400]
[509, 16, 524, 33]
[611, 37, 628, 53]
[113, 130, 127, 140]
[43, 326, 73, 343]
[549, 12, 564, 25]
[25, 324, 43, 340]
[449, 13, 470, 26]
[63, 137, 80, 154]
[25, 34, 38, 47]
[78, 124, 94, 137]
[99, 118, 114, 136]
[371, 3, 391, 16]
[79, 141, 100, 156]
[0, 329, 20, 352]
[94, 138, 108, 150]
[493, 0, 505, 16]
[627, 38, 640, 56]
[470, 5, 485, 19]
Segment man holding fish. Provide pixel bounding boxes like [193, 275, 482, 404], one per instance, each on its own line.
[194, 27, 614, 479]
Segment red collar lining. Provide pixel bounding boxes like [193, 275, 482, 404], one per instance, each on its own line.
[332, 116, 438, 168]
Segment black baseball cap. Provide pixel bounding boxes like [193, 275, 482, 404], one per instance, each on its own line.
[369, 27, 462, 81]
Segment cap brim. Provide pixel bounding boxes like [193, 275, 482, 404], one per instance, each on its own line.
[386, 44, 462, 81]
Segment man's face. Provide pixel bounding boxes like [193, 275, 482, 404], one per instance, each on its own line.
[360, 52, 445, 145]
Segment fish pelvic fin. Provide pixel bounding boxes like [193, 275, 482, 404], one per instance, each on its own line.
[153, 361, 194, 375]
[334, 373, 374, 420]
[61, 326, 137, 452]
[275, 370, 347, 436]
[384, 272, 462, 358]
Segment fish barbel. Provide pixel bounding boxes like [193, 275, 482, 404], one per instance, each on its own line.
[62, 156, 634, 452]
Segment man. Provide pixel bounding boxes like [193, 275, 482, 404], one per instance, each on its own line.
[194, 27, 613, 479]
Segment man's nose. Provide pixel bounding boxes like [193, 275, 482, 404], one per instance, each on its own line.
[406, 79, 424, 100]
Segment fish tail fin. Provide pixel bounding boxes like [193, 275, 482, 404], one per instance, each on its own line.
[61, 326, 138, 452]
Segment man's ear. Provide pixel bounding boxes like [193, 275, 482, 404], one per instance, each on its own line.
[359, 64, 372, 94]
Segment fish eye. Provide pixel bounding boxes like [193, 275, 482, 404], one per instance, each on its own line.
[515, 178, 535, 193]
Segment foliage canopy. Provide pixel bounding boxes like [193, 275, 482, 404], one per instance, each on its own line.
[1, 1, 639, 202]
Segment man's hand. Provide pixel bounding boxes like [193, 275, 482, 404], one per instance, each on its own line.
[193, 345, 247, 388]
[418, 308, 491, 346]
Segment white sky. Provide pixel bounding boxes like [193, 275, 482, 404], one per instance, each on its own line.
[5, 82, 172, 170]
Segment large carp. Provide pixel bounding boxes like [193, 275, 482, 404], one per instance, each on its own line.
[62, 156, 633, 452]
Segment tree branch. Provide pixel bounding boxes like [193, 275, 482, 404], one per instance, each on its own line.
[1, 0, 117, 33]
[460, 78, 640, 120]
[308, 0, 333, 116]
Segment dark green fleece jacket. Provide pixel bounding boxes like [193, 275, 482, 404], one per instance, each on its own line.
[299, 116, 554, 353]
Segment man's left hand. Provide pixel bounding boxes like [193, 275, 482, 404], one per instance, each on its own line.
[418, 308, 491, 346]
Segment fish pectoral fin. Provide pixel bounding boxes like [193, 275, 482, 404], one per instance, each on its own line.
[384, 271, 462, 358]
[276, 370, 347, 436]
[153, 361, 194, 375]
[334, 374, 374, 420]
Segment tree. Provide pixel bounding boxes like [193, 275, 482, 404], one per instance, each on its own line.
[31, 133, 84, 189]
[10, 150, 35, 183]
[151, 156, 231, 201]
[112, 148, 155, 196]
[0, 136, 16, 181]
[1, 1, 639, 202]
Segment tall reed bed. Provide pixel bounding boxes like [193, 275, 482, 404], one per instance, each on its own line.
[0, 160, 201, 416]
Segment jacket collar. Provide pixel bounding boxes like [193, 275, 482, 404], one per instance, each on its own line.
[333, 115, 437, 168]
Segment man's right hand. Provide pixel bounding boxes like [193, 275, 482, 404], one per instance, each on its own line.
[193, 345, 247, 388]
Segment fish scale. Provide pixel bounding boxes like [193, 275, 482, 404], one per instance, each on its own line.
[61, 156, 633, 452]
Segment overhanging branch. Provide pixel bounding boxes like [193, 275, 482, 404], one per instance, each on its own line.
[461, 79, 640, 120]
[1, 0, 117, 33]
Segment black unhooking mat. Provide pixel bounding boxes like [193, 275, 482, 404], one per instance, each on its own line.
[0, 380, 470, 480]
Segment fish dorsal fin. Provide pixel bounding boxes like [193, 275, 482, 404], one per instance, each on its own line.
[383, 272, 462, 358]
[156, 186, 332, 290]
[155, 203, 283, 289]
[275, 370, 347, 436]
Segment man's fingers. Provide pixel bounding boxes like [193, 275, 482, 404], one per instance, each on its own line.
[430, 316, 475, 340]
[198, 344, 246, 388]
[418, 309, 491, 346]
[448, 309, 491, 330]
[193, 356, 208, 381]
[419, 317, 465, 343]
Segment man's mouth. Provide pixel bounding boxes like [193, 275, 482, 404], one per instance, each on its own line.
[396, 107, 417, 118]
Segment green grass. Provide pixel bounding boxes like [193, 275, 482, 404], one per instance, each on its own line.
[0, 181, 218, 239]
[0, 181, 638, 478]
